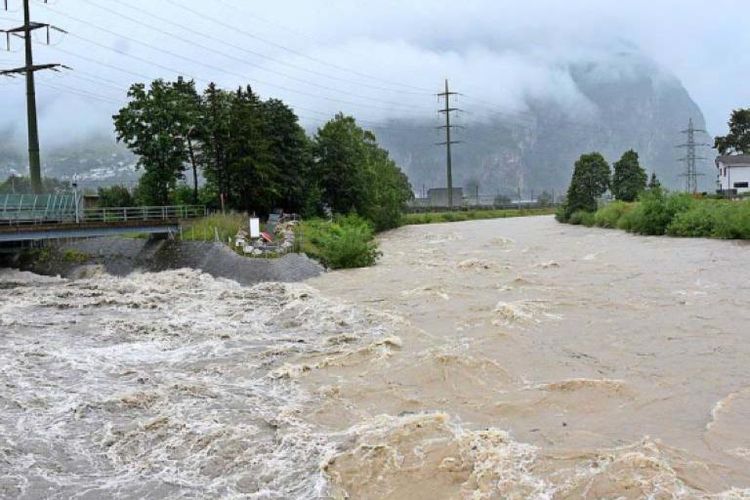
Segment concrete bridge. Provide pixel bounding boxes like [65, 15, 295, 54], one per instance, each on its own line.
[0, 202, 206, 245]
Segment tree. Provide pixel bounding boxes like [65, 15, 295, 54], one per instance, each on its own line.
[648, 172, 661, 190]
[261, 98, 314, 215]
[113, 78, 199, 205]
[97, 185, 133, 208]
[360, 139, 413, 230]
[226, 86, 277, 214]
[312, 114, 412, 230]
[715, 109, 750, 155]
[199, 83, 233, 211]
[611, 150, 647, 202]
[172, 78, 204, 204]
[562, 152, 610, 220]
[313, 114, 371, 214]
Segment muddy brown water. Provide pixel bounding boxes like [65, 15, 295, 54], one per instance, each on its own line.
[1, 215, 749, 498]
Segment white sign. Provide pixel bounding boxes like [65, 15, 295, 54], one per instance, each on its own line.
[249, 218, 261, 238]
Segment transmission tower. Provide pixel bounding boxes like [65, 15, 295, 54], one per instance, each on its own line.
[1, 0, 67, 194]
[437, 79, 462, 208]
[677, 118, 708, 194]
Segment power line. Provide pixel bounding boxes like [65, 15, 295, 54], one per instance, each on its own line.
[1, 0, 68, 193]
[83, 0, 430, 97]
[163, 0, 434, 94]
[46, 1, 431, 112]
[437, 79, 462, 208]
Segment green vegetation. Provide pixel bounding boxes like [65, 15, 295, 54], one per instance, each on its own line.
[113, 79, 412, 230]
[564, 190, 750, 240]
[557, 152, 611, 222]
[297, 215, 380, 269]
[593, 200, 634, 229]
[62, 249, 90, 264]
[97, 185, 133, 208]
[404, 207, 555, 225]
[611, 150, 647, 202]
[181, 213, 246, 242]
[715, 108, 750, 155]
[314, 114, 412, 231]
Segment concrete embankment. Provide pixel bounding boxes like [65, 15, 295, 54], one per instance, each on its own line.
[0, 237, 324, 285]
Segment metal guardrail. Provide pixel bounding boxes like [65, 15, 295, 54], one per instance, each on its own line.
[1, 204, 206, 225]
[81, 205, 206, 223]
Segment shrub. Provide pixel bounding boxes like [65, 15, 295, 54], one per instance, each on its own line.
[594, 201, 634, 228]
[711, 200, 750, 239]
[667, 202, 721, 237]
[298, 215, 380, 269]
[568, 210, 595, 226]
[627, 189, 695, 235]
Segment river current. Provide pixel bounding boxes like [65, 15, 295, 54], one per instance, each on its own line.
[1, 216, 749, 498]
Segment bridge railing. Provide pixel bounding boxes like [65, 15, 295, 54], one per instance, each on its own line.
[1, 204, 206, 225]
[81, 205, 206, 223]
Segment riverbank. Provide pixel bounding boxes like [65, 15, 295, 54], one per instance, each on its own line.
[1, 237, 323, 285]
[560, 192, 750, 239]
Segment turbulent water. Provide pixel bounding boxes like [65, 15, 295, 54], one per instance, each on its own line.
[2, 216, 750, 499]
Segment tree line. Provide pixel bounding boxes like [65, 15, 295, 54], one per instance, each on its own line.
[557, 149, 656, 222]
[110, 78, 413, 231]
[558, 108, 750, 223]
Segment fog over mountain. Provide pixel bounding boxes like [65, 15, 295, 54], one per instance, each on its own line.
[1, 0, 745, 191]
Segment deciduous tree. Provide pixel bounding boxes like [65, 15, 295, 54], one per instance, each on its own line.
[611, 150, 647, 202]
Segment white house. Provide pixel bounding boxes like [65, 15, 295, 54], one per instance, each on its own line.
[716, 155, 750, 195]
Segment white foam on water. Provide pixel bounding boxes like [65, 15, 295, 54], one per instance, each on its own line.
[0, 268, 403, 498]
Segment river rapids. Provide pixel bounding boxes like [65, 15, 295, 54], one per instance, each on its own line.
[1, 216, 749, 499]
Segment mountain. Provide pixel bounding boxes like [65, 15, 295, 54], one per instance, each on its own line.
[374, 50, 713, 198]
[0, 136, 138, 189]
[1, 50, 712, 196]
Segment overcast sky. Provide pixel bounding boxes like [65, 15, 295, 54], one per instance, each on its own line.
[1, 0, 748, 146]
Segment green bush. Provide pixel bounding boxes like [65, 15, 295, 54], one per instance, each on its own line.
[298, 215, 380, 269]
[666, 202, 721, 237]
[568, 210, 596, 226]
[709, 201, 750, 239]
[594, 201, 634, 228]
[627, 189, 695, 235]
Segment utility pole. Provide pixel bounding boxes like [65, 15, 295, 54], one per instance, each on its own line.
[1, 0, 67, 194]
[677, 118, 708, 194]
[437, 79, 461, 209]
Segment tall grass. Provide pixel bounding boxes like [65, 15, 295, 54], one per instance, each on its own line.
[181, 213, 246, 243]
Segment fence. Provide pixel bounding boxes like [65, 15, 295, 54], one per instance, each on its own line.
[0, 193, 78, 224]
[1, 195, 206, 225]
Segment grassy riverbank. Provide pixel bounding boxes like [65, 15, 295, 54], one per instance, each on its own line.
[563, 192, 750, 239]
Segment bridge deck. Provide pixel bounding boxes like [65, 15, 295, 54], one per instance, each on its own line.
[0, 204, 205, 244]
[0, 220, 180, 243]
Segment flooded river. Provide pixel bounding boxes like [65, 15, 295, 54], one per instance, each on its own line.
[1, 216, 749, 498]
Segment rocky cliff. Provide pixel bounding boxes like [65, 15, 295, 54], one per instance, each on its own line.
[375, 51, 712, 197]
